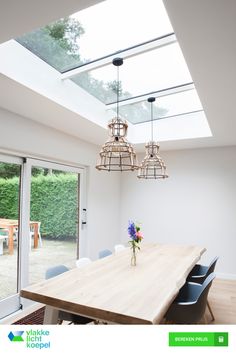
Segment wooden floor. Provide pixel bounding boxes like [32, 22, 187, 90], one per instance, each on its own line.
[206, 278, 236, 324]
[1, 278, 236, 325]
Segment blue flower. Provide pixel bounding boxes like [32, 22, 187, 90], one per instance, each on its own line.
[128, 221, 136, 240]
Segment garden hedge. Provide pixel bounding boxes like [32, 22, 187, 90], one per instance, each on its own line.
[0, 174, 78, 238]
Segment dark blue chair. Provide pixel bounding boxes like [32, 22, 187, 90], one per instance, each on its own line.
[187, 256, 219, 283]
[187, 256, 219, 321]
[165, 273, 215, 324]
[45, 265, 93, 324]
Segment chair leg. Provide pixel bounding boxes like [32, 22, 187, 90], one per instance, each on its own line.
[203, 314, 208, 324]
[207, 300, 215, 322]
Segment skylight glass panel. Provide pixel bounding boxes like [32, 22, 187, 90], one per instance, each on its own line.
[115, 89, 203, 124]
[16, 0, 173, 73]
[72, 42, 192, 104]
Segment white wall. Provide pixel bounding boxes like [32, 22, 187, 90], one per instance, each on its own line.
[0, 107, 120, 259]
[120, 146, 236, 277]
[2, 107, 235, 276]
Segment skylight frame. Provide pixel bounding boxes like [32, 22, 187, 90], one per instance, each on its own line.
[61, 33, 176, 79]
[106, 83, 203, 125]
[105, 82, 195, 108]
[60, 33, 202, 126]
[8, 0, 211, 144]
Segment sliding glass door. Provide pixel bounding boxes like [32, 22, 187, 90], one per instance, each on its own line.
[28, 160, 81, 285]
[0, 155, 86, 320]
[0, 154, 22, 318]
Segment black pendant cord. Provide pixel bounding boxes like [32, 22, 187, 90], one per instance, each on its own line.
[148, 97, 155, 142]
[151, 101, 153, 142]
[117, 65, 119, 119]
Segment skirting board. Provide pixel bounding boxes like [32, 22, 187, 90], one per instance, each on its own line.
[216, 272, 236, 280]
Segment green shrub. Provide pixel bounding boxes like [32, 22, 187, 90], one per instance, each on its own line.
[0, 174, 78, 238]
[0, 176, 19, 219]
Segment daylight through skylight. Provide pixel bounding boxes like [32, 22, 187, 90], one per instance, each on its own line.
[14, 0, 211, 138]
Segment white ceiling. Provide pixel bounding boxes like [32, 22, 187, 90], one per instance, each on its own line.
[0, 0, 235, 151]
[0, 0, 101, 43]
[163, 0, 236, 149]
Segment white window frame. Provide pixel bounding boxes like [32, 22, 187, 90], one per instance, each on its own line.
[0, 153, 23, 319]
[0, 153, 87, 318]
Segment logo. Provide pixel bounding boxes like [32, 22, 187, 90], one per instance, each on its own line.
[8, 331, 24, 342]
[8, 329, 51, 349]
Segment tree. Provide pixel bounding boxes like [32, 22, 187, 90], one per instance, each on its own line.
[17, 16, 169, 121]
[44, 18, 84, 55]
[0, 164, 45, 179]
[0, 163, 20, 179]
[17, 17, 84, 72]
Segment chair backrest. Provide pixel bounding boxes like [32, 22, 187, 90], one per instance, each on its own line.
[98, 249, 112, 259]
[206, 256, 219, 277]
[45, 265, 69, 280]
[194, 272, 215, 320]
[76, 257, 92, 268]
[114, 244, 126, 253]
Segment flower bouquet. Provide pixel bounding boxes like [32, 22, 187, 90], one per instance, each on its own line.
[128, 221, 143, 266]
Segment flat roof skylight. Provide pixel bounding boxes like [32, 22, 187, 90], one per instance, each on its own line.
[114, 88, 203, 125]
[72, 42, 193, 104]
[12, 0, 212, 143]
[17, 0, 173, 73]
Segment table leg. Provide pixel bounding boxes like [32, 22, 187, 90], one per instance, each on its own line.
[8, 226, 14, 255]
[33, 223, 38, 249]
[43, 306, 59, 324]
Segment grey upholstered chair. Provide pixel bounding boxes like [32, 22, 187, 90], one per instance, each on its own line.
[98, 249, 112, 259]
[45, 265, 93, 324]
[45, 265, 69, 280]
[165, 273, 215, 324]
[187, 256, 219, 321]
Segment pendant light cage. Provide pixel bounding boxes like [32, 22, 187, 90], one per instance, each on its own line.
[138, 142, 168, 179]
[138, 97, 168, 179]
[96, 58, 139, 172]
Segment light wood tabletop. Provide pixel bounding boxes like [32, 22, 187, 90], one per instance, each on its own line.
[20, 243, 206, 324]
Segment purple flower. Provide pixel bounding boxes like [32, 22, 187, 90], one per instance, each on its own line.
[128, 221, 136, 240]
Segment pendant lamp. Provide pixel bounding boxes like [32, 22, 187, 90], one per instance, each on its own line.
[138, 97, 168, 179]
[96, 58, 138, 172]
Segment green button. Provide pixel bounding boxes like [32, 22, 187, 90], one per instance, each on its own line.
[169, 332, 228, 347]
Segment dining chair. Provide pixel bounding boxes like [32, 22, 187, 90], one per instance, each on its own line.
[164, 273, 215, 324]
[0, 229, 9, 255]
[98, 249, 112, 259]
[114, 244, 126, 253]
[76, 257, 92, 268]
[14, 222, 42, 248]
[187, 256, 219, 321]
[45, 265, 93, 325]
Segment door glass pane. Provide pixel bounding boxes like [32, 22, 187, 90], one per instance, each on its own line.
[0, 162, 21, 300]
[29, 167, 80, 285]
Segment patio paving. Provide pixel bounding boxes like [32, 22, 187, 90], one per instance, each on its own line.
[0, 239, 77, 300]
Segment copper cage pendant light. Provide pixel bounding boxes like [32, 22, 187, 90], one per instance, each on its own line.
[138, 97, 168, 179]
[96, 58, 139, 172]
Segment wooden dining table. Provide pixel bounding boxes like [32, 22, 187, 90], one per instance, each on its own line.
[0, 218, 40, 255]
[20, 243, 205, 324]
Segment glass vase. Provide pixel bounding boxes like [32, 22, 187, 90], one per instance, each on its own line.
[131, 245, 137, 266]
